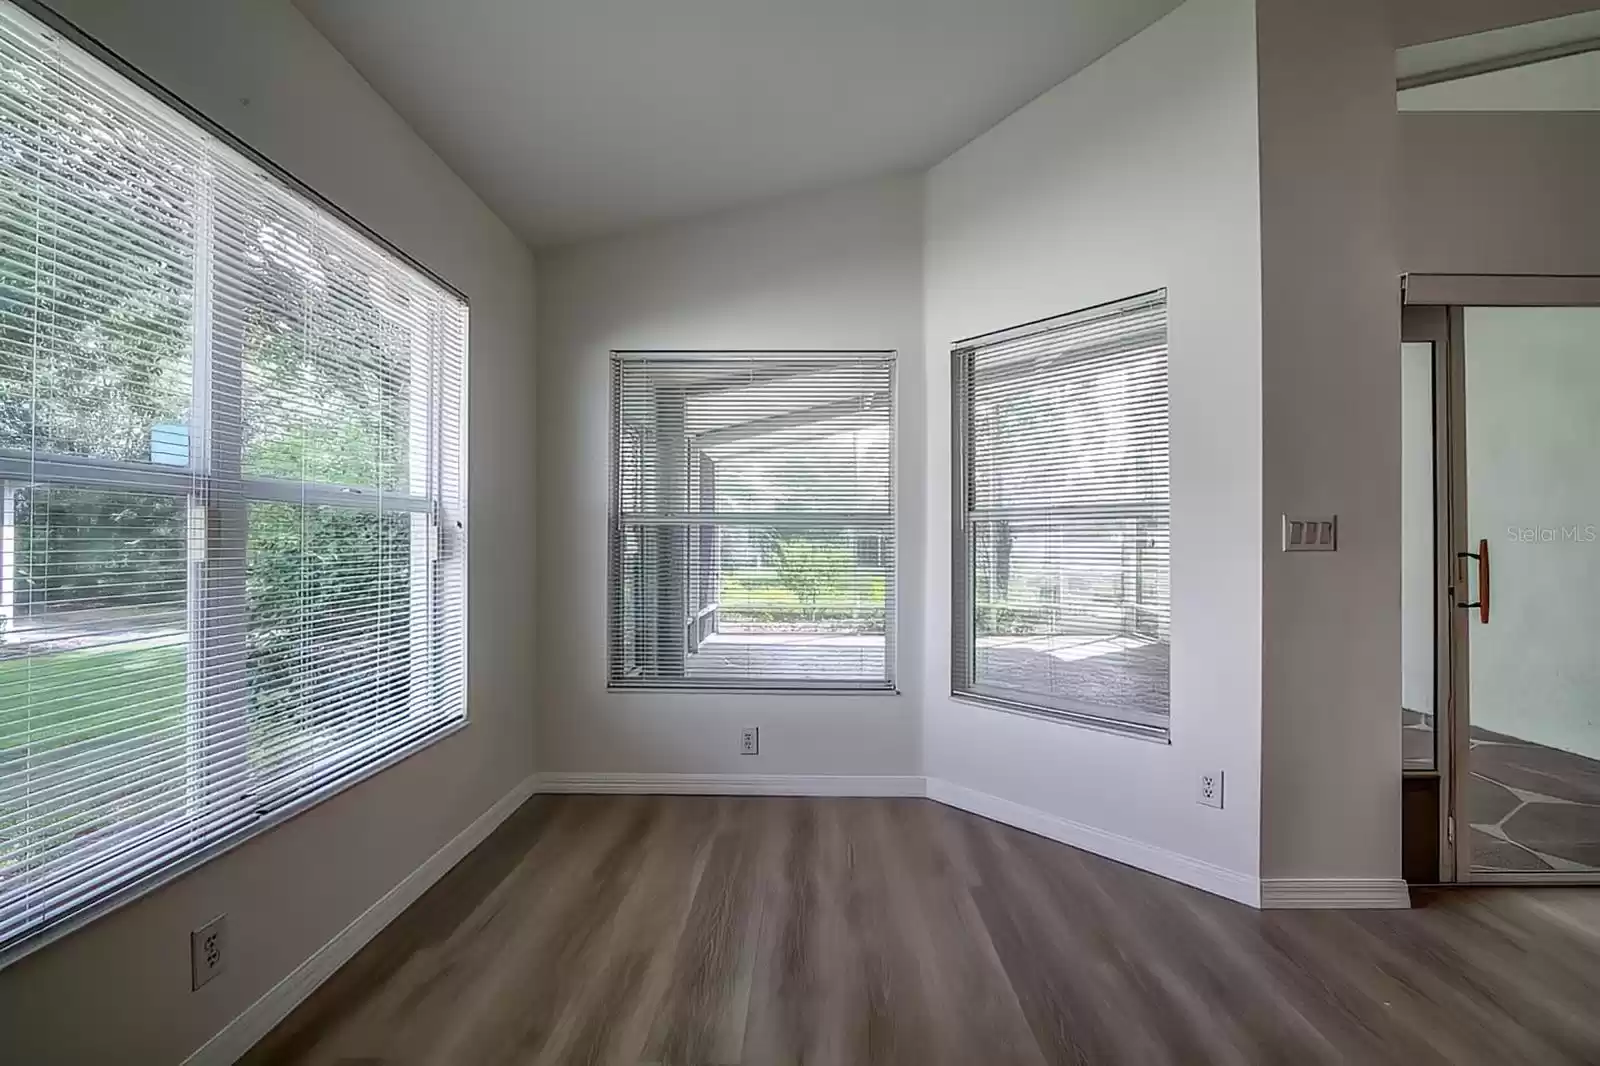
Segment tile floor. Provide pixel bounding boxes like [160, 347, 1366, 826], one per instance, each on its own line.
[1404, 713, 1600, 874]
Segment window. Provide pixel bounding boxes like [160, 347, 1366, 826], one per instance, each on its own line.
[951, 292, 1169, 738]
[610, 351, 894, 690]
[0, 3, 467, 957]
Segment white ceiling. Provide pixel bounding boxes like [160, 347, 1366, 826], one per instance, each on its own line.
[294, 0, 1181, 248]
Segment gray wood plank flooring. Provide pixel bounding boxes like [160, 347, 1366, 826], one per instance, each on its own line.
[243, 795, 1600, 1065]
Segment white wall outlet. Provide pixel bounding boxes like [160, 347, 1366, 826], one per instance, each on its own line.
[191, 915, 227, 990]
[1198, 770, 1225, 809]
[740, 727, 759, 755]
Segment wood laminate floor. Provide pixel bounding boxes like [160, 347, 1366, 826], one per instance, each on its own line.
[245, 795, 1600, 1066]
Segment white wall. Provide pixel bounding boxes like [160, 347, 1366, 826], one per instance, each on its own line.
[1257, 0, 1401, 883]
[1392, 0, 1600, 47]
[1465, 307, 1600, 760]
[922, 0, 1265, 896]
[536, 174, 923, 780]
[1401, 112, 1600, 277]
[0, 1, 538, 1062]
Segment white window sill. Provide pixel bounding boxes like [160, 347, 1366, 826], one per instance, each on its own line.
[948, 688, 1171, 744]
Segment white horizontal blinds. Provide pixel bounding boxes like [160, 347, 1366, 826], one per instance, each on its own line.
[427, 297, 467, 739]
[0, 4, 207, 950]
[0, 1, 467, 953]
[0, 488, 191, 926]
[612, 351, 894, 689]
[0, 14, 201, 465]
[955, 292, 1170, 733]
[211, 148, 466, 804]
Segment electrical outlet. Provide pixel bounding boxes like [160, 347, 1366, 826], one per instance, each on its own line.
[740, 727, 759, 755]
[1197, 771, 1224, 809]
[191, 915, 227, 990]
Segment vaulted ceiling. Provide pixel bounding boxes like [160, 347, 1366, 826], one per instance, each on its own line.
[295, 0, 1182, 247]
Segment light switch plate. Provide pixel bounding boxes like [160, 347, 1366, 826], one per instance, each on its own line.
[1282, 514, 1337, 552]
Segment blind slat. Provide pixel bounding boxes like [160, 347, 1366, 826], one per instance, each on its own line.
[610, 351, 895, 690]
[953, 292, 1170, 735]
[0, 0, 468, 957]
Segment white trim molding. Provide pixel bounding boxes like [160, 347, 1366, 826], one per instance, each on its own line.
[1260, 879, 1412, 910]
[924, 778, 1261, 908]
[535, 772, 925, 797]
[1403, 272, 1600, 308]
[182, 773, 540, 1066]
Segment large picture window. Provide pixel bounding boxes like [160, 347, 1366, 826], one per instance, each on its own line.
[0, 3, 466, 956]
[610, 351, 894, 690]
[951, 292, 1169, 738]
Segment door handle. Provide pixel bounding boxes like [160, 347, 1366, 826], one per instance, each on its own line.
[1456, 538, 1490, 624]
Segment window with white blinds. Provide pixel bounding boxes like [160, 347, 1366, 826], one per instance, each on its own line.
[0, 1, 467, 957]
[610, 351, 894, 690]
[951, 292, 1169, 738]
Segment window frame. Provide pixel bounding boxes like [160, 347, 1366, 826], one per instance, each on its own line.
[607, 349, 898, 694]
[949, 292, 1171, 742]
[0, 0, 469, 969]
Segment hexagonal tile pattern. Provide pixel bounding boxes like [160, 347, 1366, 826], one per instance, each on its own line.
[1466, 726, 1600, 875]
[1470, 828, 1553, 872]
[1470, 741, 1600, 806]
[1465, 776, 1520, 827]
[1500, 802, 1600, 869]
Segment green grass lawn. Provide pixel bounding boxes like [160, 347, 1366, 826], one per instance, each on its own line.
[0, 643, 186, 756]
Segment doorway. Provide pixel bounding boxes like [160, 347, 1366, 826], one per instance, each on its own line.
[1403, 276, 1600, 884]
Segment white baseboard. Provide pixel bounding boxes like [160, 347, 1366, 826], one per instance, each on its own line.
[183, 773, 540, 1066]
[536, 772, 925, 797]
[924, 777, 1262, 908]
[1260, 878, 1412, 909]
